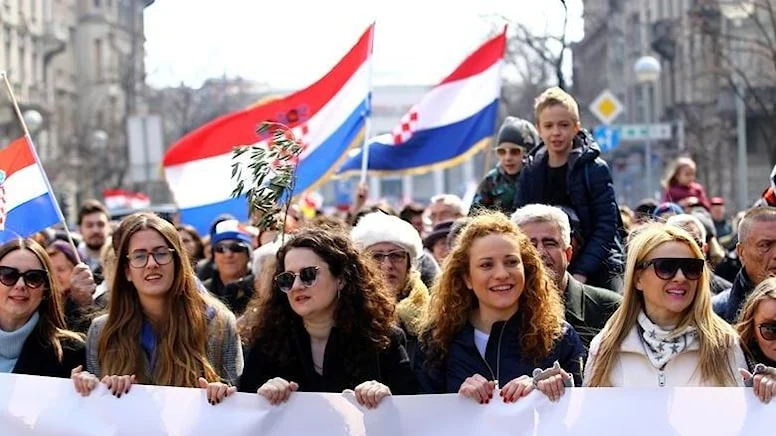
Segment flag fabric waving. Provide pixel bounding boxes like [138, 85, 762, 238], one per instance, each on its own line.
[0, 137, 60, 243]
[163, 24, 374, 234]
[337, 30, 505, 177]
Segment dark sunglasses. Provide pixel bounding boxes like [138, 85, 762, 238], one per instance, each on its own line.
[495, 147, 525, 157]
[127, 248, 175, 269]
[639, 257, 705, 281]
[759, 322, 776, 341]
[0, 266, 49, 289]
[275, 266, 320, 293]
[213, 242, 250, 254]
[371, 250, 408, 264]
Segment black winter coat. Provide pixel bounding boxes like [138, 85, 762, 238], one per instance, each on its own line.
[12, 324, 85, 378]
[239, 323, 417, 395]
[414, 315, 585, 393]
[516, 130, 625, 279]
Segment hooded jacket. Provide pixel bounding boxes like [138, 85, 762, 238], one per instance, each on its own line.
[516, 130, 625, 278]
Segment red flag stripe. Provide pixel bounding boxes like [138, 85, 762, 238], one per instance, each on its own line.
[0, 138, 35, 178]
[439, 30, 506, 85]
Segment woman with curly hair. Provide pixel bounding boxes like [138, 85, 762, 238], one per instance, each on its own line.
[415, 212, 584, 404]
[735, 277, 776, 403]
[237, 227, 416, 409]
[584, 224, 748, 390]
[71, 213, 243, 405]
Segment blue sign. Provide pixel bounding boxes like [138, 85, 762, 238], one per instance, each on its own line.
[593, 125, 621, 153]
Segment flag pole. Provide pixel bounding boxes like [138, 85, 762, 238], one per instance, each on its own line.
[0, 71, 82, 262]
[359, 22, 376, 186]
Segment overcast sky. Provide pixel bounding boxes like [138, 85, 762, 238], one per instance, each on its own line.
[144, 0, 583, 90]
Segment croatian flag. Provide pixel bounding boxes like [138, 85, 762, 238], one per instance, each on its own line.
[103, 189, 151, 210]
[337, 30, 505, 176]
[0, 137, 60, 243]
[163, 24, 374, 234]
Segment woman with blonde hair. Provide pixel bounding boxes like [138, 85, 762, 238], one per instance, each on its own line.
[415, 212, 584, 404]
[71, 213, 243, 405]
[584, 223, 745, 389]
[735, 277, 776, 402]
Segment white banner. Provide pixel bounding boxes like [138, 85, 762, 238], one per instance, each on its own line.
[0, 373, 772, 436]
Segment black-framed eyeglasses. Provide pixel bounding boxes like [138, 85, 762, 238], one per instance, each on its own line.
[371, 250, 408, 265]
[213, 242, 250, 255]
[759, 322, 776, 341]
[127, 248, 175, 269]
[275, 266, 320, 293]
[638, 257, 705, 281]
[0, 266, 48, 289]
[495, 147, 525, 157]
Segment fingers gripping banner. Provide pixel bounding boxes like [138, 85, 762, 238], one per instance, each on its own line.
[0, 373, 772, 436]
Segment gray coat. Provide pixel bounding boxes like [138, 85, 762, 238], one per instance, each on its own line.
[86, 310, 244, 386]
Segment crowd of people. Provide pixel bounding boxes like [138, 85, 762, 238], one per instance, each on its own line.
[2, 87, 776, 412]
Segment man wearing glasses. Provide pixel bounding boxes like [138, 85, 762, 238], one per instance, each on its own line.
[203, 219, 255, 316]
[470, 117, 540, 215]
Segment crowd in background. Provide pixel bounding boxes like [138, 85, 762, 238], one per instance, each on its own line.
[3, 86, 776, 412]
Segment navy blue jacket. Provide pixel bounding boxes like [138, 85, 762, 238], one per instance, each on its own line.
[713, 268, 754, 323]
[414, 316, 585, 393]
[516, 130, 624, 278]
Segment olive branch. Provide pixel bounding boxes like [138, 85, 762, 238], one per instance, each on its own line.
[231, 122, 303, 231]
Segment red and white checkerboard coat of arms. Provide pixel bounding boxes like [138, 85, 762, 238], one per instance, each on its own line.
[392, 109, 418, 145]
[270, 123, 310, 169]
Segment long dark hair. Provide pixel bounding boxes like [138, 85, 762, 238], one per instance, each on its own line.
[242, 227, 395, 379]
[0, 239, 84, 360]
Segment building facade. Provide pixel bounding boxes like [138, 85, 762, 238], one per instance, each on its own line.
[0, 0, 154, 222]
[573, 0, 773, 209]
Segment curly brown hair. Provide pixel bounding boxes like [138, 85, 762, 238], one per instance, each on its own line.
[241, 227, 396, 380]
[419, 211, 565, 366]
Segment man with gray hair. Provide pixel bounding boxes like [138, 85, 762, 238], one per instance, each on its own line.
[714, 206, 776, 322]
[666, 214, 732, 294]
[512, 204, 622, 349]
[427, 194, 465, 226]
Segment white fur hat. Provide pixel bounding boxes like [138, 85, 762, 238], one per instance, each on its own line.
[351, 212, 423, 261]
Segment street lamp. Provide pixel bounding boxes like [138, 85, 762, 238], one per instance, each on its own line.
[22, 109, 43, 134]
[634, 55, 662, 199]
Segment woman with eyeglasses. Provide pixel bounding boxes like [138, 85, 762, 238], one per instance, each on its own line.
[0, 239, 85, 377]
[236, 227, 416, 409]
[583, 224, 750, 391]
[415, 212, 584, 404]
[735, 277, 776, 403]
[351, 212, 430, 365]
[70, 213, 243, 405]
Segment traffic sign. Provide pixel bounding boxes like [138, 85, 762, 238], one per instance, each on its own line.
[589, 90, 624, 125]
[619, 123, 672, 141]
[593, 125, 621, 152]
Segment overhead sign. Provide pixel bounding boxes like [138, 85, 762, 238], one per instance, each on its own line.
[593, 125, 621, 152]
[589, 90, 624, 125]
[619, 123, 672, 141]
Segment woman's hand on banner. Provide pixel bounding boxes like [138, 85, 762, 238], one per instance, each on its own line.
[533, 361, 572, 402]
[257, 377, 299, 405]
[499, 375, 534, 403]
[458, 374, 496, 404]
[71, 365, 100, 397]
[101, 374, 137, 398]
[740, 365, 776, 404]
[351, 380, 391, 409]
[199, 377, 237, 405]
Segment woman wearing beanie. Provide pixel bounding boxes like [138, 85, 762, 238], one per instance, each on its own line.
[352, 212, 430, 364]
[471, 117, 541, 215]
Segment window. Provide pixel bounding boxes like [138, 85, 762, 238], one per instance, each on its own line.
[94, 0, 100, 7]
[18, 44, 25, 83]
[94, 38, 102, 79]
[3, 26, 11, 75]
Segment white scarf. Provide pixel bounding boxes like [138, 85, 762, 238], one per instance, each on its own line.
[637, 311, 698, 369]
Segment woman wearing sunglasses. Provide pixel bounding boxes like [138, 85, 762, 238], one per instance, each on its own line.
[415, 212, 584, 404]
[71, 213, 243, 405]
[237, 228, 417, 409]
[735, 277, 776, 403]
[0, 239, 85, 377]
[584, 224, 748, 390]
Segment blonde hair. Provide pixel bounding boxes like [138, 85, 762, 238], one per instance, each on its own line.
[534, 87, 580, 123]
[587, 223, 739, 387]
[735, 277, 776, 358]
[662, 156, 697, 189]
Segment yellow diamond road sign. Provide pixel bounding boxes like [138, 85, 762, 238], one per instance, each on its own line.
[589, 90, 624, 125]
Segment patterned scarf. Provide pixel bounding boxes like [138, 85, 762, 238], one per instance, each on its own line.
[637, 311, 698, 369]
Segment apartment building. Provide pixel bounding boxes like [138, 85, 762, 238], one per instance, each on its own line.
[0, 0, 154, 218]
